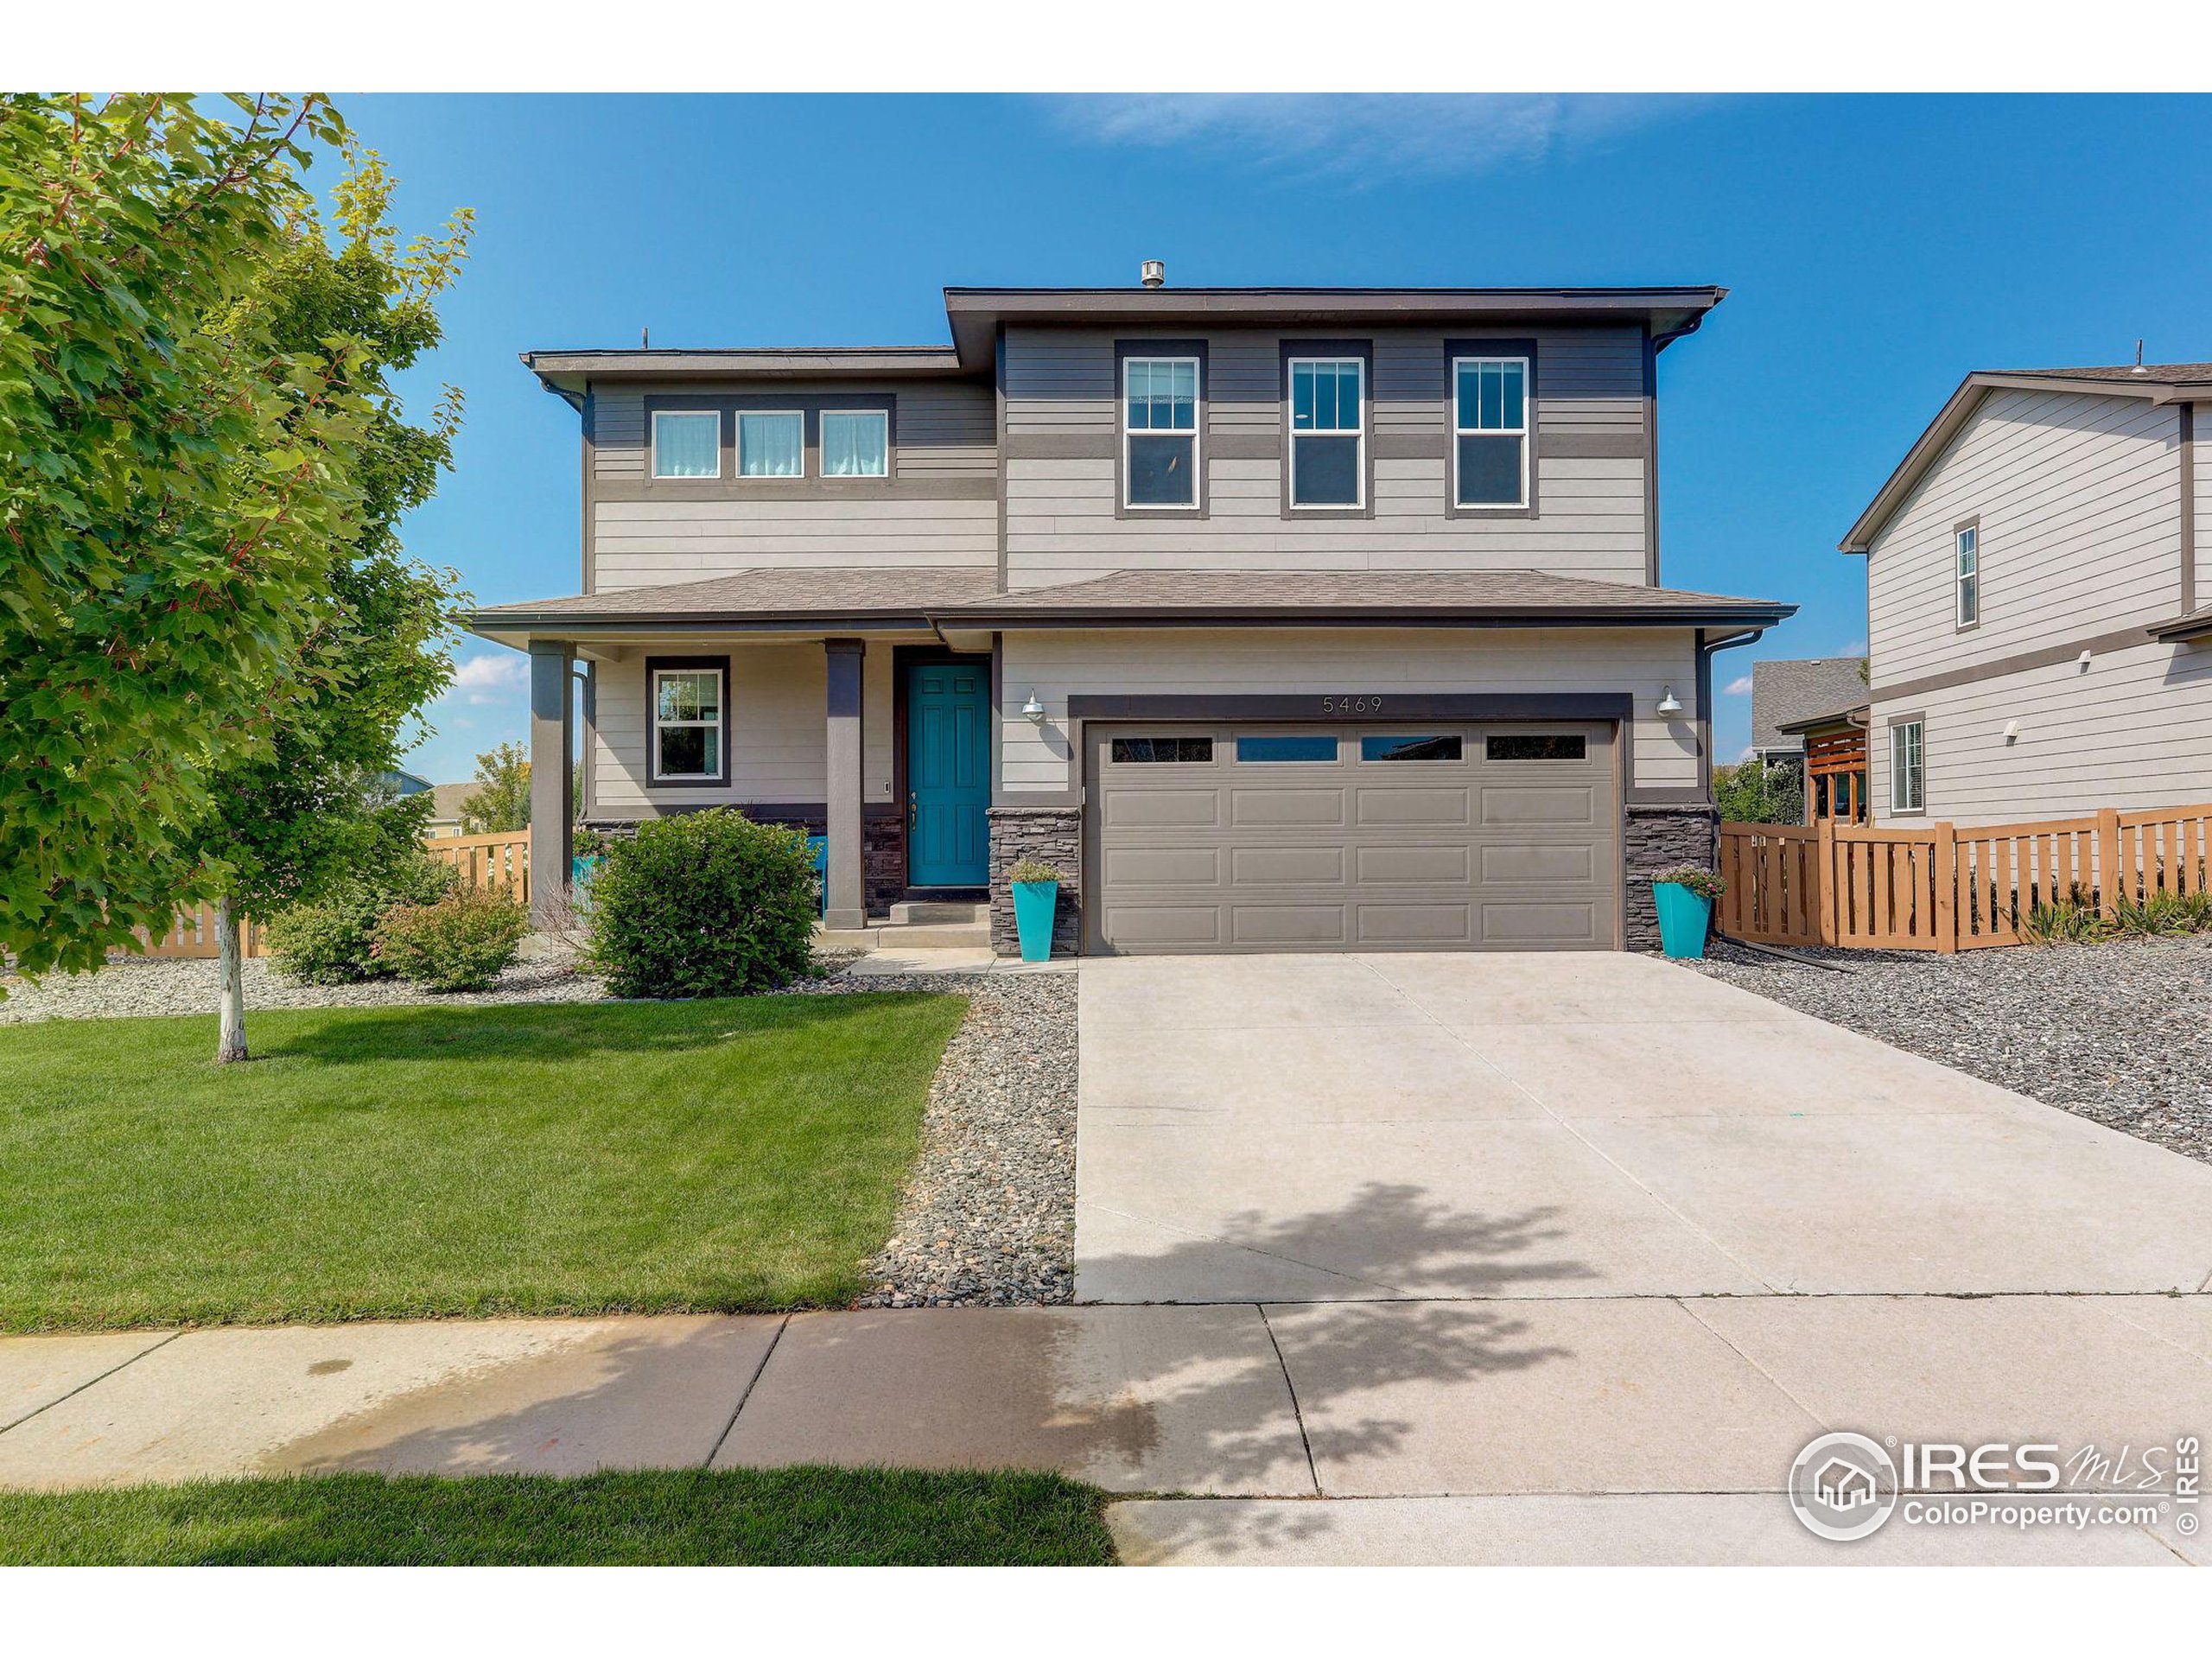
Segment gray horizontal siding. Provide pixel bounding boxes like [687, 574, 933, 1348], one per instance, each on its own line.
[1870, 639, 2212, 825]
[593, 497, 996, 590]
[1867, 388, 2183, 685]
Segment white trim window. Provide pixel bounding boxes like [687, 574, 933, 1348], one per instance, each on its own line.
[651, 410, 721, 480]
[651, 666, 725, 783]
[1289, 357, 1364, 508]
[821, 409, 889, 478]
[1955, 523, 1980, 627]
[1890, 719, 1925, 814]
[737, 410, 804, 478]
[1123, 357, 1199, 507]
[1453, 356, 1530, 507]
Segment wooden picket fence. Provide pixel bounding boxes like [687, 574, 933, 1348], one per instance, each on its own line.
[1718, 804, 2212, 953]
[134, 829, 533, 960]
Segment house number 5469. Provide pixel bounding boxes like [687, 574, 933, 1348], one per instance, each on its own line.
[1321, 696, 1383, 715]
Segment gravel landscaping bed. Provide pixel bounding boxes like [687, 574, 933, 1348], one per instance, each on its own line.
[2, 947, 1079, 1309]
[844, 972, 1076, 1309]
[1683, 936, 2212, 1164]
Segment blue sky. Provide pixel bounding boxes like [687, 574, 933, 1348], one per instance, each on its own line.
[344, 92, 2212, 781]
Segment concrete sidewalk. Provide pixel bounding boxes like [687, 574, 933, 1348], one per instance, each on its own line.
[3, 1296, 2207, 1563]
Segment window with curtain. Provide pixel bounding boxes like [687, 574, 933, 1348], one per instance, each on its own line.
[1955, 524, 1980, 627]
[1454, 357, 1530, 507]
[1890, 720, 1924, 813]
[1289, 358, 1363, 507]
[652, 410, 721, 479]
[738, 410, 804, 478]
[821, 409, 888, 477]
[652, 667, 724, 781]
[1124, 357, 1198, 506]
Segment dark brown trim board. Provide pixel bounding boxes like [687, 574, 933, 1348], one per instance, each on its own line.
[1279, 338, 1376, 521]
[1114, 337, 1209, 522]
[639, 653, 734, 790]
[1066, 692, 1634, 722]
[994, 323, 1009, 591]
[1642, 326, 1661, 585]
[580, 387, 597, 594]
[1868, 623, 2168, 702]
[2182, 402, 2197, 616]
[1443, 336, 1538, 522]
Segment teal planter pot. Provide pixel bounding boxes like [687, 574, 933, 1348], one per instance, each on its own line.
[1654, 881, 1713, 959]
[1012, 880, 1059, 963]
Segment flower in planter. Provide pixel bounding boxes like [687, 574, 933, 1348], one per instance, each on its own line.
[1652, 863, 1726, 901]
[1007, 858, 1063, 886]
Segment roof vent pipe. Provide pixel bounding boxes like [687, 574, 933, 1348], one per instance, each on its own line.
[1140, 260, 1166, 289]
[2133, 339, 2147, 375]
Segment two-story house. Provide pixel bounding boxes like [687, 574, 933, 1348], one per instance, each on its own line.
[468, 277, 1793, 956]
[1840, 361, 2212, 829]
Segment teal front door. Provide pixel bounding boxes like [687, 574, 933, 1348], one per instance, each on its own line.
[906, 662, 989, 887]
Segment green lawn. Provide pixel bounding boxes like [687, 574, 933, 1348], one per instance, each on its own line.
[0, 1468, 1118, 1565]
[0, 994, 967, 1332]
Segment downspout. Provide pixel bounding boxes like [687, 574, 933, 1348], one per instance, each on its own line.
[1696, 626, 1767, 800]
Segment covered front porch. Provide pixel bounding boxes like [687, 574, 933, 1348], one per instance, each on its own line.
[470, 569, 1005, 937]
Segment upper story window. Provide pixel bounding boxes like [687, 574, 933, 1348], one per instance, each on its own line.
[1454, 357, 1530, 507]
[821, 409, 889, 477]
[1123, 358, 1198, 507]
[1289, 358, 1364, 508]
[651, 410, 721, 480]
[1890, 719, 1925, 814]
[651, 664, 725, 783]
[1955, 522, 1980, 628]
[737, 410, 804, 478]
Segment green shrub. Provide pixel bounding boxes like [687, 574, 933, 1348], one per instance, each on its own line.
[1007, 857, 1062, 885]
[586, 810, 817, 999]
[264, 855, 456, 984]
[372, 886, 530, 993]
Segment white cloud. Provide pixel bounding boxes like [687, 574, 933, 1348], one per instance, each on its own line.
[1725, 674, 1755, 696]
[1045, 93, 1714, 181]
[448, 652, 530, 706]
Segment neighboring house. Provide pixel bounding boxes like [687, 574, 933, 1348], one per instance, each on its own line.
[1746, 656, 1869, 767]
[1841, 361, 2212, 827]
[468, 276, 1793, 955]
[1746, 656, 1870, 823]
[423, 783, 479, 837]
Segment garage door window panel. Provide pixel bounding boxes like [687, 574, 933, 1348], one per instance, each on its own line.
[1236, 734, 1338, 763]
[1111, 736, 1214, 764]
[1487, 733, 1586, 761]
[1361, 734, 1464, 762]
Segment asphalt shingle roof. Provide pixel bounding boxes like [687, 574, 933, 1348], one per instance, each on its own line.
[1750, 657, 1869, 751]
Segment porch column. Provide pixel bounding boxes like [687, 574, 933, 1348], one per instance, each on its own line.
[823, 638, 867, 930]
[528, 639, 574, 926]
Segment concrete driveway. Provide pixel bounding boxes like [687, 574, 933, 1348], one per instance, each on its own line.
[1076, 952, 2212, 1302]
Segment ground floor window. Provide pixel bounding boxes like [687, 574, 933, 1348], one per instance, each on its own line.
[1889, 719, 1925, 813]
[651, 664, 725, 782]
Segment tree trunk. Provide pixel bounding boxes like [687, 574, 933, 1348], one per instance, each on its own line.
[215, 896, 248, 1065]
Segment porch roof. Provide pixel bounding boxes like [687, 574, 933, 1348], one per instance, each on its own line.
[466, 565, 1794, 643]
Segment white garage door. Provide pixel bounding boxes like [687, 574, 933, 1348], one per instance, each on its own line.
[1084, 721, 1619, 953]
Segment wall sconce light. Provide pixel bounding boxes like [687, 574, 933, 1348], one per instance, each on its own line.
[1021, 691, 1046, 724]
[2004, 720, 2021, 745]
[1656, 686, 1683, 716]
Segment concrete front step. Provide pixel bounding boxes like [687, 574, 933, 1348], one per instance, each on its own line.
[887, 899, 985, 926]
[817, 921, 994, 951]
